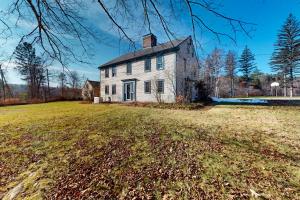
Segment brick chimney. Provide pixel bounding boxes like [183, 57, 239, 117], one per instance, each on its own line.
[143, 33, 157, 48]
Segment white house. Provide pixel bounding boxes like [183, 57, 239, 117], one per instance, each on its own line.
[99, 34, 199, 103]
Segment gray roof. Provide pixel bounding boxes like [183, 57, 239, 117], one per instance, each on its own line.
[87, 80, 100, 88]
[99, 36, 190, 68]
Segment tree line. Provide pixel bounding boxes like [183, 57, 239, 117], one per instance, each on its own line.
[0, 42, 85, 103]
[201, 14, 300, 98]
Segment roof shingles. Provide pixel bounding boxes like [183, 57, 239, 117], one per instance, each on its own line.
[99, 37, 189, 68]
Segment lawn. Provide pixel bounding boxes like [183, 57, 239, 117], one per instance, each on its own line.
[0, 102, 299, 199]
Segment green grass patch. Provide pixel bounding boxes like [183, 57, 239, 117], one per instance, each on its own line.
[0, 102, 299, 199]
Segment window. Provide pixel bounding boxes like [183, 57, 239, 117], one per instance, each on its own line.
[112, 84, 116, 95]
[156, 55, 165, 70]
[144, 81, 151, 93]
[112, 66, 117, 77]
[105, 68, 109, 78]
[144, 58, 151, 72]
[184, 58, 187, 72]
[126, 63, 132, 74]
[105, 85, 109, 95]
[156, 80, 164, 93]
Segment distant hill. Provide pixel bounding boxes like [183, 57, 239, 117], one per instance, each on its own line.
[8, 84, 61, 97]
[9, 84, 28, 95]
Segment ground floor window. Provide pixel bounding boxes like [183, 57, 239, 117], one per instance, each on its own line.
[105, 85, 109, 95]
[156, 80, 164, 93]
[112, 84, 116, 95]
[144, 81, 151, 93]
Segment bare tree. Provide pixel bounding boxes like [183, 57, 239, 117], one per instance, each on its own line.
[225, 50, 237, 97]
[68, 71, 82, 89]
[152, 76, 163, 103]
[0, 64, 13, 100]
[164, 69, 177, 98]
[210, 48, 223, 98]
[0, 0, 255, 68]
[68, 70, 83, 98]
[57, 71, 67, 98]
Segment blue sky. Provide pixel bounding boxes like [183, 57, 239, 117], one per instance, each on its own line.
[0, 0, 299, 85]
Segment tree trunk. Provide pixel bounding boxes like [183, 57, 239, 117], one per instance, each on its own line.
[289, 87, 293, 97]
[283, 74, 287, 97]
[289, 68, 293, 97]
[46, 69, 50, 99]
[230, 77, 234, 97]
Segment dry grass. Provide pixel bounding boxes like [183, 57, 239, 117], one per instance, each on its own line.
[0, 102, 299, 199]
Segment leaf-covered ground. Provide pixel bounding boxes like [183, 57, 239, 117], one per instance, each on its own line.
[0, 102, 299, 199]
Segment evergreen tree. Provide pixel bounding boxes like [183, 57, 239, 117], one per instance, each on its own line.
[225, 51, 237, 97]
[239, 46, 255, 96]
[14, 42, 46, 99]
[250, 68, 263, 89]
[270, 14, 300, 97]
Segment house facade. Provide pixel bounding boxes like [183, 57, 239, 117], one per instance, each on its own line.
[99, 34, 199, 103]
[82, 80, 100, 101]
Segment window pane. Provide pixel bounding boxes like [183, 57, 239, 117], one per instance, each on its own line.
[112, 67, 117, 77]
[105, 85, 109, 94]
[127, 63, 132, 74]
[157, 80, 164, 93]
[145, 58, 151, 71]
[112, 84, 116, 95]
[156, 55, 164, 70]
[144, 81, 151, 93]
[105, 68, 109, 78]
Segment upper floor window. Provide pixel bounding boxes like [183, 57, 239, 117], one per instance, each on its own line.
[105, 68, 109, 78]
[156, 55, 165, 70]
[126, 63, 132, 74]
[184, 58, 187, 72]
[144, 58, 151, 72]
[112, 66, 117, 77]
[112, 84, 116, 95]
[156, 79, 164, 93]
[144, 81, 151, 93]
[105, 85, 109, 95]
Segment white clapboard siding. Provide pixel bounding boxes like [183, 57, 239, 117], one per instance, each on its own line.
[100, 37, 199, 103]
[100, 52, 176, 103]
[176, 37, 199, 100]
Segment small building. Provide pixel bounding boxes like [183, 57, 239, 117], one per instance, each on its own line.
[98, 34, 199, 103]
[82, 80, 100, 101]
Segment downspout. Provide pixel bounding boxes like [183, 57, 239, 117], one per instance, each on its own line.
[174, 52, 177, 103]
